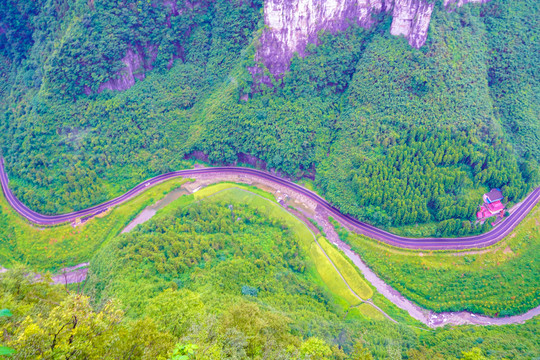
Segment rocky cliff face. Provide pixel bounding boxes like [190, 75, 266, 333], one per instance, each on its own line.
[97, 45, 158, 93]
[443, 0, 490, 8]
[389, 0, 434, 48]
[258, 0, 390, 75]
[93, 0, 183, 94]
[256, 0, 489, 77]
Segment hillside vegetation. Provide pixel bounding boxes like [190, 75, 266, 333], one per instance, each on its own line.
[85, 189, 412, 358]
[0, 0, 538, 236]
[332, 204, 540, 317]
[2, 188, 539, 359]
[0, 0, 539, 358]
[0, 177, 187, 270]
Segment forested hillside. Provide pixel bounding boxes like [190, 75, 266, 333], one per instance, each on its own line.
[1, 1, 539, 358]
[0, 0, 538, 236]
[2, 195, 538, 359]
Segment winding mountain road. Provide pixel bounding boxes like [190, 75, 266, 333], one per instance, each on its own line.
[1, 158, 539, 250]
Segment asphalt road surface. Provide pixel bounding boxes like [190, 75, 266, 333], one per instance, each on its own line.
[1, 158, 539, 250]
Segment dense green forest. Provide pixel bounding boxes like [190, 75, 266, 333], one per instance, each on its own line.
[2, 196, 538, 359]
[0, 0, 538, 235]
[1, 0, 539, 358]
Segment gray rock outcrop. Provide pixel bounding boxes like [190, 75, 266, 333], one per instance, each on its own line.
[443, 0, 489, 8]
[98, 45, 158, 93]
[256, 0, 490, 77]
[390, 0, 434, 48]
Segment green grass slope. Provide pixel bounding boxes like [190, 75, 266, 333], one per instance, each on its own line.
[0, 177, 187, 270]
[85, 187, 415, 357]
[338, 204, 540, 316]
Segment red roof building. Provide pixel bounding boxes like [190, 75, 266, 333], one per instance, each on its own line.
[486, 201, 504, 214]
[477, 207, 492, 219]
[477, 200, 505, 220]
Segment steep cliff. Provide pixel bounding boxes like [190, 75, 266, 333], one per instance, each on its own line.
[98, 0, 491, 90]
[444, 0, 490, 8]
[258, 0, 387, 75]
[256, 0, 489, 77]
[389, 0, 434, 48]
[96, 45, 158, 93]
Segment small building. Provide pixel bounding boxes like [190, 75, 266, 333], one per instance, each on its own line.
[477, 189, 505, 220]
[486, 200, 504, 215]
[477, 207, 492, 219]
[483, 188, 503, 204]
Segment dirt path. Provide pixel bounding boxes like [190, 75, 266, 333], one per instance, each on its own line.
[1, 263, 89, 286]
[311, 232, 398, 324]
[51, 264, 89, 285]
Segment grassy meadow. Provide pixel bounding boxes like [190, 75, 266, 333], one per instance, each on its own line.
[317, 236, 373, 300]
